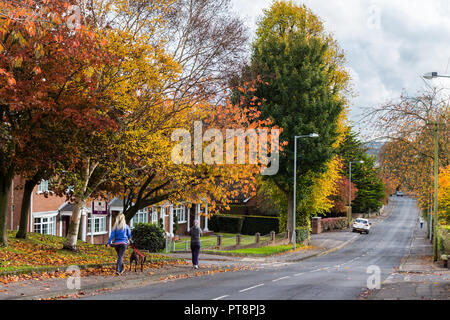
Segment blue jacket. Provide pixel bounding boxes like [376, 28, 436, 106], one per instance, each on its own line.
[107, 225, 131, 245]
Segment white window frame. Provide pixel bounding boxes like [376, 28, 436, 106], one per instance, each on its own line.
[87, 215, 107, 235]
[37, 180, 49, 194]
[34, 215, 57, 235]
[131, 208, 148, 228]
[174, 205, 186, 223]
[151, 206, 158, 225]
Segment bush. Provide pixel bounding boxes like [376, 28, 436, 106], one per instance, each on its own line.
[437, 225, 449, 255]
[131, 223, 166, 252]
[321, 217, 347, 231]
[296, 227, 309, 244]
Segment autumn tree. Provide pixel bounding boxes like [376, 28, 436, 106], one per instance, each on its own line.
[51, 0, 182, 251]
[369, 87, 449, 210]
[107, 0, 256, 223]
[438, 165, 450, 224]
[0, 0, 115, 246]
[329, 175, 358, 216]
[235, 1, 352, 237]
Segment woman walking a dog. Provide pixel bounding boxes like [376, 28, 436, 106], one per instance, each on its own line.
[190, 220, 202, 269]
[107, 213, 132, 275]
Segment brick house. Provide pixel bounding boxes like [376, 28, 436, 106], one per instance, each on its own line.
[6, 176, 212, 244]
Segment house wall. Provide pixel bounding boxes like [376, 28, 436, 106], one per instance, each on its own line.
[7, 177, 209, 243]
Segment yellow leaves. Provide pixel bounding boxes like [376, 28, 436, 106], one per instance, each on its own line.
[438, 165, 450, 222]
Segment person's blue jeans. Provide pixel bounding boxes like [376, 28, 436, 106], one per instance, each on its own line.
[114, 243, 127, 273]
[191, 241, 201, 266]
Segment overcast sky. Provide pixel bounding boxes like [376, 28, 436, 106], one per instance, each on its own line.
[229, 0, 450, 136]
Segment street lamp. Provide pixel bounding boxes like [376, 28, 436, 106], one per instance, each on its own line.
[422, 71, 447, 260]
[348, 160, 364, 226]
[292, 133, 319, 250]
[423, 72, 450, 80]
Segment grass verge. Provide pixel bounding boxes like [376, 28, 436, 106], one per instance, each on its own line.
[207, 244, 305, 257]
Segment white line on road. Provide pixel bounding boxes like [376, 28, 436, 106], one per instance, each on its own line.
[294, 272, 304, 276]
[272, 276, 290, 282]
[212, 295, 229, 300]
[239, 284, 264, 292]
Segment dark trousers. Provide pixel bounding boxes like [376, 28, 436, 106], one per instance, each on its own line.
[114, 244, 127, 273]
[191, 241, 201, 266]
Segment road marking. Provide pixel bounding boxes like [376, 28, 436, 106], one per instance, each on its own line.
[294, 272, 304, 276]
[310, 269, 322, 273]
[212, 295, 229, 300]
[272, 276, 290, 282]
[239, 283, 264, 292]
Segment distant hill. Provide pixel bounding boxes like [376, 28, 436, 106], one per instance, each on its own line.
[363, 141, 385, 160]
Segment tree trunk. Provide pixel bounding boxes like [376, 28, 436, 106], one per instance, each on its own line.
[62, 158, 95, 251]
[16, 179, 36, 239]
[63, 199, 84, 251]
[287, 191, 294, 243]
[124, 206, 140, 225]
[0, 170, 13, 247]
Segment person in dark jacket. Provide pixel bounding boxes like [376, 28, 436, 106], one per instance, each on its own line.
[190, 220, 202, 269]
[107, 213, 132, 275]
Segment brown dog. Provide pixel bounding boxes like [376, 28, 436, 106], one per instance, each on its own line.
[129, 247, 146, 272]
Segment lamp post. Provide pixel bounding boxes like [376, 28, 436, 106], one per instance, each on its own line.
[293, 133, 319, 250]
[348, 161, 364, 227]
[423, 72, 450, 80]
[423, 71, 447, 261]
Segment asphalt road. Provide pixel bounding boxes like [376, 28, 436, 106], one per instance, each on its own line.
[83, 197, 418, 300]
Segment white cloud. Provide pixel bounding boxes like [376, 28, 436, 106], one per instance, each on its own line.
[229, 0, 450, 132]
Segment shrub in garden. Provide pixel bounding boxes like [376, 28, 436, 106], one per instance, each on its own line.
[131, 223, 165, 252]
[296, 227, 309, 244]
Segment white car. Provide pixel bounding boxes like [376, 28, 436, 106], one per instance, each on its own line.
[352, 218, 371, 234]
[396, 191, 404, 197]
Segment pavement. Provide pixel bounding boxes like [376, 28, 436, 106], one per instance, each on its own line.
[367, 214, 450, 300]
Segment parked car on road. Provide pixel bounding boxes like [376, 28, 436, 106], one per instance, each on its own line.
[396, 191, 404, 197]
[352, 218, 371, 234]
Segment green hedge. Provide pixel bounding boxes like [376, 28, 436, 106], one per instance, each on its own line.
[210, 215, 279, 235]
[241, 215, 279, 235]
[209, 215, 244, 234]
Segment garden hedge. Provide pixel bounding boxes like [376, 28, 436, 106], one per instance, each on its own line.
[210, 214, 279, 235]
[321, 217, 348, 231]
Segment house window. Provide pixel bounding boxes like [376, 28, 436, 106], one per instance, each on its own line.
[37, 180, 49, 193]
[174, 205, 186, 223]
[87, 216, 107, 235]
[132, 209, 148, 227]
[151, 207, 158, 224]
[34, 215, 56, 235]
